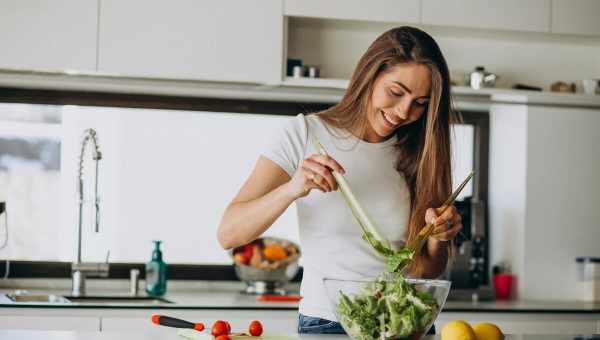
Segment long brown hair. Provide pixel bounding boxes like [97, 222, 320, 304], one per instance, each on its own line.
[317, 26, 457, 277]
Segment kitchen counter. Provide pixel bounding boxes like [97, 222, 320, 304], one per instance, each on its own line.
[0, 280, 599, 313]
[0, 280, 301, 310]
[0, 330, 598, 340]
[0, 289, 299, 310]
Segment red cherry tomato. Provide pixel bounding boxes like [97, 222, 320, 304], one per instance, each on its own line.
[225, 321, 231, 334]
[248, 320, 263, 336]
[215, 335, 230, 340]
[211, 320, 229, 337]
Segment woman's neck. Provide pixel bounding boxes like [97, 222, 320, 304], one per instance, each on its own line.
[319, 111, 394, 144]
[352, 122, 394, 144]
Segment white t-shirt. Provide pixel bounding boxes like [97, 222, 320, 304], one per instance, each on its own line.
[262, 113, 411, 321]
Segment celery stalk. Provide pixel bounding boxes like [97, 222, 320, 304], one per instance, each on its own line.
[312, 137, 392, 252]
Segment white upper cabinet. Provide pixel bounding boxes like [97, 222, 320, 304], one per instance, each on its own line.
[551, 0, 600, 36]
[422, 0, 551, 33]
[0, 0, 98, 72]
[98, 0, 283, 84]
[284, 0, 421, 24]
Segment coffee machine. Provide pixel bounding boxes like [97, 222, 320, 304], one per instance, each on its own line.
[446, 196, 494, 301]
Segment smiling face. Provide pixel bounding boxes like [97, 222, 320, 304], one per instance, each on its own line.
[365, 63, 432, 143]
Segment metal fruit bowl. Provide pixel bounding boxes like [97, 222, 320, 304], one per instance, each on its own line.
[230, 236, 301, 295]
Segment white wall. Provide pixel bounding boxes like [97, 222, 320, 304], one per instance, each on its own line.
[488, 103, 600, 301]
[288, 18, 600, 90]
[523, 106, 600, 300]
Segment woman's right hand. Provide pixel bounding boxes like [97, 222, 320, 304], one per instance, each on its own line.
[286, 154, 346, 199]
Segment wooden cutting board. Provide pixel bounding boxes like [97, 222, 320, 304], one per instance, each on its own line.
[178, 329, 299, 340]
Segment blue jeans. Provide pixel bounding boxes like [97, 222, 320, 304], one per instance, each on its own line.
[297, 313, 436, 335]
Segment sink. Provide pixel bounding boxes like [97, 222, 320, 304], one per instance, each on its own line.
[65, 295, 173, 305]
[5, 294, 70, 304]
[4, 293, 173, 305]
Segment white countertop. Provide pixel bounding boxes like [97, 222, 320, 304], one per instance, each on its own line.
[0, 279, 598, 313]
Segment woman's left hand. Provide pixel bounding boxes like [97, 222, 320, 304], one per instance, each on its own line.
[425, 206, 463, 242]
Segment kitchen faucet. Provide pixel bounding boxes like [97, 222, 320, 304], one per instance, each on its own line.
[71, 128, 109, 297]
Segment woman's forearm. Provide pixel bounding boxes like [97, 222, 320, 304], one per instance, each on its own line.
[217, 182, 298, 250]
[420, 238, 449, 279]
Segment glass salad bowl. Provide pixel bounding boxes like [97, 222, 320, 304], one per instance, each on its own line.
[324, 273, 451, 340]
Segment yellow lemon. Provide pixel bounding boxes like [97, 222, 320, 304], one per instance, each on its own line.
[441, 320, 477, 340]
[473, 322, 504, 340]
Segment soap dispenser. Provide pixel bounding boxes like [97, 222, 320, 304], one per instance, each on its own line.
[145, 240, 167, 296]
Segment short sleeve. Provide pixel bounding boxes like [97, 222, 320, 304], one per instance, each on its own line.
[261, 114, 308, 177]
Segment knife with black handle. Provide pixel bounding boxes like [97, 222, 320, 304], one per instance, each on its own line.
[152, 315, 205, 331]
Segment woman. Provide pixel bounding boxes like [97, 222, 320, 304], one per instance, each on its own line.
[217, 26, 462, 334]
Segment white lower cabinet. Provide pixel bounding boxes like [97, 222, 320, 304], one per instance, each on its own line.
[0, 308, 298, 332]
[435, 312, 599, 335]
[0, 310, 99, 331]
[1, 308, 598, 334]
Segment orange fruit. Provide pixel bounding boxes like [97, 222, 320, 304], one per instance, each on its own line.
[263, 245, 287, 261]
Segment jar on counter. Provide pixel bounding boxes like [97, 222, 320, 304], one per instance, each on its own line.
[292, 65, 305, 78]
[576, 257, 600, 302]
[306, 65, 320, 78]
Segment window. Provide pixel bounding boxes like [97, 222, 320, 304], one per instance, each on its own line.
[0, 103, 61, 261]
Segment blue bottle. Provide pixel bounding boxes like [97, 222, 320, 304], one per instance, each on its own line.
[145, 240, 167, 296]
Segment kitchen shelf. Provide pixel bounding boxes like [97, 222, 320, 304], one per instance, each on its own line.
[284, 77, 519, 96]
[282, 76, 348, 89]
[1, 69, 599, 109]
[281, 77, 600, 109]
[283, 76, 516, 95]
